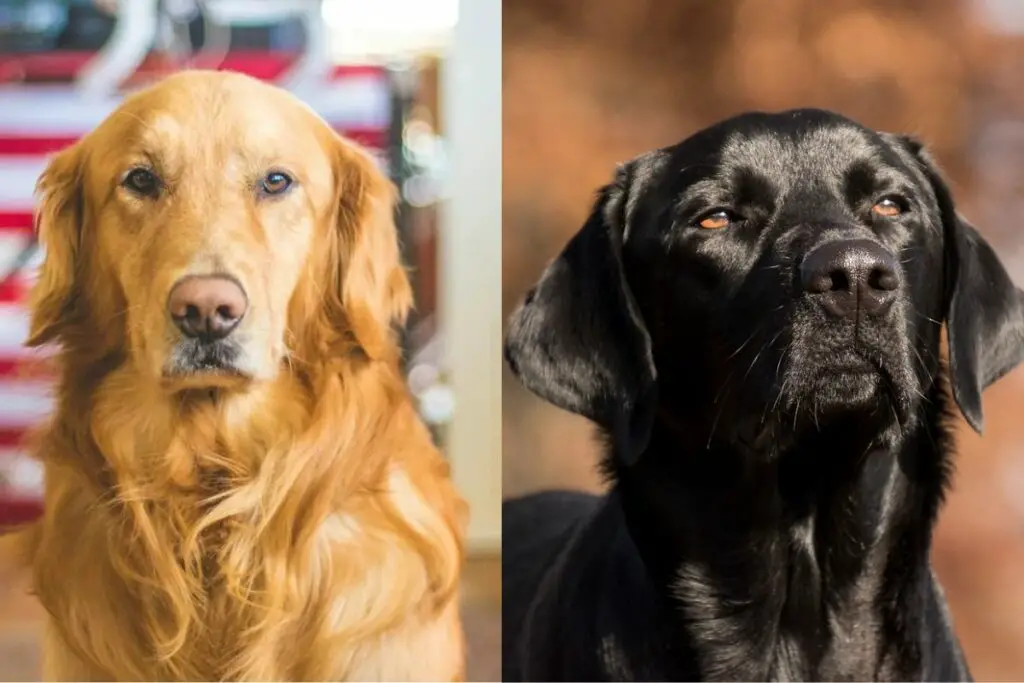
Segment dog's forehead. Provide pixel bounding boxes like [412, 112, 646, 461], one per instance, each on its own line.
[718, 123, 881, 178]
[106, 72, 316, 145]
[87, 72, 332, 180]
[655, 112, 898, 188]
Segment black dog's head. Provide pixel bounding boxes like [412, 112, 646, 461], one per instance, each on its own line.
[505, 109, 1024, 466]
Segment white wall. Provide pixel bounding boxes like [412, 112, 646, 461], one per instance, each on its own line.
[440, 0, 502, 553]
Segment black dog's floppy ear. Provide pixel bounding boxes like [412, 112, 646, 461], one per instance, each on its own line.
[504, 163, 656, 465]
[899, 135, 1024, 433]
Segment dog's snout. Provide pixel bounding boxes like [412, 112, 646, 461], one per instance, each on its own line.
[167, 275, 248, 341]
[800, 239, 899, 319]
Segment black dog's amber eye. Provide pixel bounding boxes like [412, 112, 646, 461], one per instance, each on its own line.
[871, 197, 904, 218]
[260, 171, 293, 196]
[122, 168, 160, 196]
[697, 210, 733, 230]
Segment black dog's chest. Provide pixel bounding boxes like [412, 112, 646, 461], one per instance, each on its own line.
[507, 482, 970, 682]
[773, 516, 886, 677]
[670, 467, 913, 680]
[767, 557, 887, 682]
[670, 536, 892, 681]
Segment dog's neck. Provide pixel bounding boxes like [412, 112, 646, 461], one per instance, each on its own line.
[612, 386, 953, 680]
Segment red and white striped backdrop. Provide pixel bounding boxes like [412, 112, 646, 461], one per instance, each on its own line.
[0, 56, 394, 523]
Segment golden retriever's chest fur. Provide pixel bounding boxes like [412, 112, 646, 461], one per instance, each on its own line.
[30, 372, 466, 681]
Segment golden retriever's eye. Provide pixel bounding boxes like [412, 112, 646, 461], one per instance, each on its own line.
[122, 168, 160, 197]
[871, 197, 905, 218]
[696, 210, 737, 230]
[260, 171, 294, 196]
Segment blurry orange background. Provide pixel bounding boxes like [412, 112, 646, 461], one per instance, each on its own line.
[502, 1, 1024, 678]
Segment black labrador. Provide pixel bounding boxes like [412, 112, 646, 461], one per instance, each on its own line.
[502, 109, 1024, 682]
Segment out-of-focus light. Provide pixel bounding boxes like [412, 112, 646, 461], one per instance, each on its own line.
[403, 119, 437, 158]
[322, 0, 457, 32]
[24, 1, 65, 30]
[321, 0, 458, 59]
[407, 362, 439, 394]
[3, 455, 44, 496]
[976, 0, 1024, 34]
[403, 174, 441, 207]
[417, 384, 455, 425]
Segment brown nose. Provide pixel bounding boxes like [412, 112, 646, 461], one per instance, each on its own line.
[167, 275, 248, 341]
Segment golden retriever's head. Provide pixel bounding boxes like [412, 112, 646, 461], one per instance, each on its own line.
[28, 70, 411, 391]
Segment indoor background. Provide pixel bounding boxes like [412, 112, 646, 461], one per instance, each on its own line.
[503, 0, 1024, 679]
[0, 0, 500, 680]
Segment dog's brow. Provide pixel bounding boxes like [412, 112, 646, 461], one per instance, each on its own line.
[109, 109, 181, 148]
[97, 111, 178, 172]
[844, 160, 884, 199]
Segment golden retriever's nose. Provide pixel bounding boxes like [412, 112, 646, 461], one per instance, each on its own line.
[167, 276, 248, 341]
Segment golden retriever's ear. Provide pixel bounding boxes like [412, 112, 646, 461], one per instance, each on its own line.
[328, 139, 413, 360]
[26, 143, 84, 347]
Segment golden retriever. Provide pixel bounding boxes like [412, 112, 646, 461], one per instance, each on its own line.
[11, 70, 468, 681]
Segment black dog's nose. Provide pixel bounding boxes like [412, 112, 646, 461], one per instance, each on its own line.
[800, 239, 900, 319]
[167, 275, 248, 341]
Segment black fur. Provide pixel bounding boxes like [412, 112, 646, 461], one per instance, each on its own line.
[502, 109, 1024, 682]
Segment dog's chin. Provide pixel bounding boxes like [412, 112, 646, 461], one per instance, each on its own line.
[161, 340, 254, 393]
[162, 369, 251, 393]
[772, 353, 916, 432]
[805, 369, 883, 414]
[726, 365, 910, 457]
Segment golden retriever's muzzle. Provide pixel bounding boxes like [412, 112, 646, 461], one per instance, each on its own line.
[164, 274, 251, 381]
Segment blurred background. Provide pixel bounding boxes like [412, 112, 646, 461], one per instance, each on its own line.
[0, 0, 500, 680]
[504, 0, 1024, 679]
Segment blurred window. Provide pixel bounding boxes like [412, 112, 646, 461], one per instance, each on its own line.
[0, 0, 307, 55]
[0, 0, 114, 52]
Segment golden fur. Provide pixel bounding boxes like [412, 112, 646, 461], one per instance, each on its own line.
[13, 70, 467, 681]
